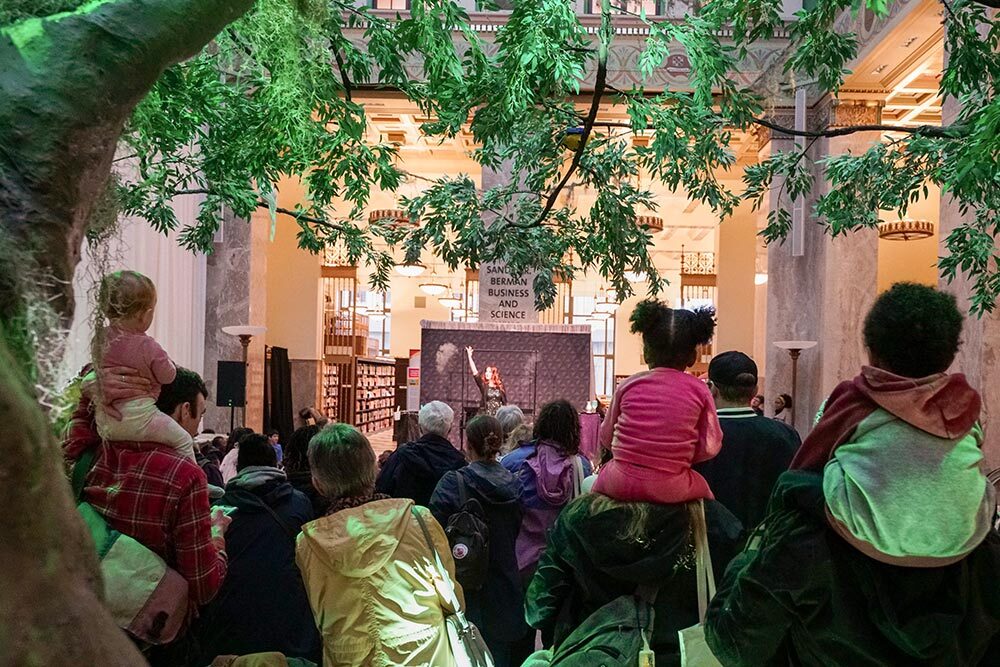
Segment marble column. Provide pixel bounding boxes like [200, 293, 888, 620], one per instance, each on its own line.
[202, 207, 269, 433]
[478, 162, 539, 323]
[937, 95, 1000, 471]
[764, 101, 881, 434]
[715, 199, 758, 356]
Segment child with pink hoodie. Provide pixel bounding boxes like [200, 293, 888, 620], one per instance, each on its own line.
[93, 270, 195, 461]
[594, 299, 722, 504]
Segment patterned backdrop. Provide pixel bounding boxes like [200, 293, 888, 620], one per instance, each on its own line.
[420, 321, 593, 445]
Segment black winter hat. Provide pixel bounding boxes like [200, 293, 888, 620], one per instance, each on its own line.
[708, 351, 758, 388]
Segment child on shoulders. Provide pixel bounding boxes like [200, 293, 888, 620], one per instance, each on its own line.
[794, 282, 993, 566]
[593, 299, 722, 504]
[93, 271, 196, 461]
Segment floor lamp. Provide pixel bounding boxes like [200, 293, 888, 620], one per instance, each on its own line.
[222, 325, 267, 428]
[773, 340, 817, 426]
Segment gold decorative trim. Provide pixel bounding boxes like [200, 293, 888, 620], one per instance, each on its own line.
[877, 219, 935, 241]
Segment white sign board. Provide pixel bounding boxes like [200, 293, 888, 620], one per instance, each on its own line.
[478, 262, 538, 323]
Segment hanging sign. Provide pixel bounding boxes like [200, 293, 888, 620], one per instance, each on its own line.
[478, 261, 538, 323]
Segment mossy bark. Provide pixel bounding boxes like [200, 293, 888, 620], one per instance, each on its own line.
[0, 1, 253, 664]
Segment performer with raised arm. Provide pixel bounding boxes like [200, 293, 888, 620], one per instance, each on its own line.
[466, 346, 507, 416]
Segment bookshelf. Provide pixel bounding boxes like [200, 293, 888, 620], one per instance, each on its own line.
[319, 264, 397, 432]
[321, 363, 339, 419]
[354, 357, 396, 433]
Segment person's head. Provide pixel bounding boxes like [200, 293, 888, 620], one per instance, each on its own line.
[211, 435, 226, 450]
[308, 423, 376, 500]
[265, 428, 280, 446]
[465, 415, 504, 461]
[774, 393, 793, 414]
[483, 365, 504, 389]
[285, 424, 321, 474]
[496, 404, 529, 453]
[630, 299, 716, 370]
[419, 401, 454, 438]
[155, 368, 208, 437]
[863, 282, 963, 378]
[227, 427, 254, 451]
[708, 351, 759, 408]
[750, 394, 765, 411]
[495, 404, 525, 439]
[533, 399, 581, 455]
[298, 407, 329, 428]
[586, 493, 651, 544]
[98, 270, 157, 332]
[236, 433, 278, 471]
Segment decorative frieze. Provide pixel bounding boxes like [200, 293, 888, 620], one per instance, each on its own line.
[810, 98, 883, 132]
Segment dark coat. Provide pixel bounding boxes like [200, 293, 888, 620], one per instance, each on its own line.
[375, 433, 467, 507]
[694, 407, 800, 531]
[526, 493, 744, 666]
[195, 477, 321, 664]
[196, 450, 224, 489]
[430, 461, 527, 648]
[287, 469, 330, 517]
[706, 470, 1000, 666]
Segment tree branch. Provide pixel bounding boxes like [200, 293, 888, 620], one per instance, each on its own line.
[333, 49, 353, 101]
[174, 189, 349, 233]
[531, 0, 612, 228]
[751, 116, 968, 140]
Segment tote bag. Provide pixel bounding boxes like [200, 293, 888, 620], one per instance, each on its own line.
[678, 500, 723, 667]
[411, 507, 495, 667]
[72, 449, 189, 645]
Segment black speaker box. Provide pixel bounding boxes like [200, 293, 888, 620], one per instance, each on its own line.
[216, 361, 246, 407]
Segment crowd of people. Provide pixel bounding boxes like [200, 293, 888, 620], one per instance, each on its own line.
[61, 272, 999, 666]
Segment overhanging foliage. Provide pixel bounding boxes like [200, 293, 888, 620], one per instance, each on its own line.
[4, 0, 998, 312]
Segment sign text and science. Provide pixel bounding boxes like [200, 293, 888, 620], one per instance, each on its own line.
[478, 262, 539, 323]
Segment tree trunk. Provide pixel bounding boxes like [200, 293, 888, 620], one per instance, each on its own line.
[0, 1, 253, 664]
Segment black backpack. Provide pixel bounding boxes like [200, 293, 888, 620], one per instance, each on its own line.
[444, 472, 490, 591]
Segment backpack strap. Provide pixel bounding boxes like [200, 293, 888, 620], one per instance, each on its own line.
[258, 500, 298, 540]
[456, 469, 469, 507]
[235, 494, 298, 540]
[72, 447, 99, 501]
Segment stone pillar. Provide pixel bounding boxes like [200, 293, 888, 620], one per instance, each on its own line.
[715, 199, 757, 355]
[764, 101, 881, 433]
[937, 95, 1000, 471]
[202, 207, 269, 433]
[478, 163, 538, 323]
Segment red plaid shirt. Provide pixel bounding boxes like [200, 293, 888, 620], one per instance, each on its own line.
[64, 396, 227, 609]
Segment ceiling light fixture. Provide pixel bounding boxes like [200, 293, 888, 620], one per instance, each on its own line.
[624, 270, 648, 283]
[419, 281, 449, 296]
[394, 261, 426, 277]
[877, 219, 934, 241]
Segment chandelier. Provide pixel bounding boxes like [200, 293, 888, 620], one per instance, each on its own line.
[369, 209, 417, 229]
[636, 215, 664, 233]
[877, 219, 934, 241]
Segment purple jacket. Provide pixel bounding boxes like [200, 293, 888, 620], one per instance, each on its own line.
[501, 440, 592, 574]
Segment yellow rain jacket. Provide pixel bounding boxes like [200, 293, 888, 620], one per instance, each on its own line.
[296, 498, 463, 667]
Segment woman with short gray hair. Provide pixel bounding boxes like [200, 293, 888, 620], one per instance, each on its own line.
[417, 400, 454, 437]
[496, 404, 531, 455]
[375, 401, 467, 506]
[297, 423, 462, 667]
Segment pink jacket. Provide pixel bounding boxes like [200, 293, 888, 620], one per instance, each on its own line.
[594, 368, 722, 503]
[100, 327, 176, 406]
